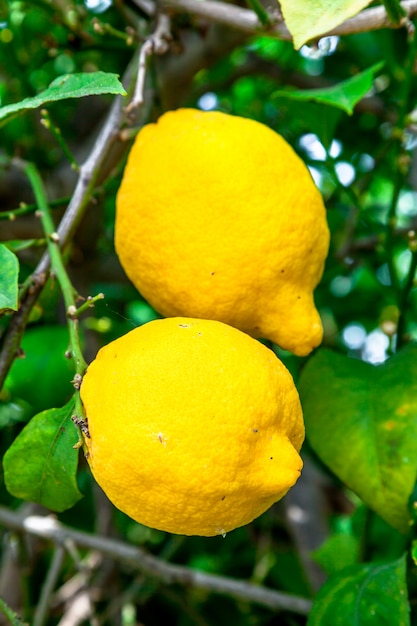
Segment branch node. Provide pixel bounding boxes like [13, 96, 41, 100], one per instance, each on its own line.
[50, 232, 60, 243]
[72, 414, 91, 438]
[67, 305, 77, 319]
[71, 373, 83, 390]
[126, 13, 172, 115]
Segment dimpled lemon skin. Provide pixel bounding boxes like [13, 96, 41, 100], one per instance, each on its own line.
[80, 317, 304, 537]
[115, 108, 330, 357]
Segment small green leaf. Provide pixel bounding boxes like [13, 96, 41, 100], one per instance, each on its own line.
[273, 63, 384, 115]
[0, 244, 19, 312]
[299, 345, 417, 533]
[6, 240, 43, 252]
[280, 0, 373, 49]
[312, 533, 360, 575]
[0, 72, 126, 127]
[3, 399, 82, 512]
[308, 555, 409, 625]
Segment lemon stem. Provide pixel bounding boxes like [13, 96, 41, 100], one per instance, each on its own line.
[40, 109, 79, 172]
[92, 16, 137, 44]
[382, 0, 407, 25]
[245, 0, 271, 26]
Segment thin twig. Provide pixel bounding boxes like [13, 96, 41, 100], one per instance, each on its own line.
[161, 0, 417, 39]
[33, 545, 66, 626]
[40, 110, 80, 172]
[0, 196, 71, 221]
[0, 506, 312, 616]
[0, 597, 27, 626]
[126, 13, 172, 113]
[131, 0, 156, 18]
[331, 0, 416, 35]
[54, 551, 101, 626]
[69, 293, 105, 318]
[163, 0, 279, 35]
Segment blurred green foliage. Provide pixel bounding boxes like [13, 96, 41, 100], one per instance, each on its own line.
[3, 325, 75, 413]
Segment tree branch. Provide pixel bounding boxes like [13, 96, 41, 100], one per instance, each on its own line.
[161, 0, 417, 39]
[126, 12, 172, 113]
[0, 61, 132, 390]
[0, 506, 312, 616]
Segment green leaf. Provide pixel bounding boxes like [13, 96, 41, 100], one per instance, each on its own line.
[298, 345, 417, 533]
[280, 0, 373, 49]
[273, 63, 384, 116]
[312, 533, 360, 575]
[0, 244, 19, 312]
[3, 399, 83, 512]
[5, 239, 42, 252]
[0, 72, 126, 127]
[307, 555, 409, 625]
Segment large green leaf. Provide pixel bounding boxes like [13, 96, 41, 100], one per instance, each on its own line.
[3, 399, 82, 512]
[280, 0, 373, 49]
[308, 555, 409, 625]
[0, 244, 19, 312]
[273, 63, 384, 116]
[299, 345, 417, 533]
[0, 72, 126, 127]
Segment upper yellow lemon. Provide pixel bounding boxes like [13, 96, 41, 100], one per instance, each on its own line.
[80, 317, 304, 537]
[115, 109, 330, 356]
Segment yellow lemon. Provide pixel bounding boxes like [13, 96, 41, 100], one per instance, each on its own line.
[80, 317, 304, 537]
[115, 109, 329, 356]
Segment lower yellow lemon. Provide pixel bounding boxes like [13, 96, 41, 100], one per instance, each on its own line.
[80, 317, 304, 536]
